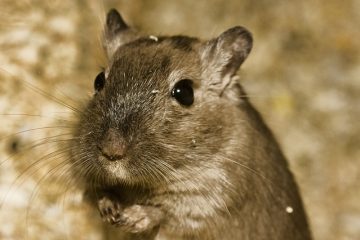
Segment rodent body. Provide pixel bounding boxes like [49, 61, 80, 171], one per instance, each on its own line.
[70, 9, 311, 240]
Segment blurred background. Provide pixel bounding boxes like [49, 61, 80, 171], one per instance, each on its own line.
[0, 0, 359, 239]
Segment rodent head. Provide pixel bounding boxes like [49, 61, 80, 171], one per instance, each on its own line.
[72, 9, 252, 188]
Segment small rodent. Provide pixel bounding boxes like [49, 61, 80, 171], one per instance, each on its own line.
[70, 9, 312, 240]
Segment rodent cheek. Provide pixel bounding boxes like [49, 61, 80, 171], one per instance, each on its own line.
[192, 108, 226, 153]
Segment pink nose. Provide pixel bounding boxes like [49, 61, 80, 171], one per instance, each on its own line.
[99, 128, 127, 161]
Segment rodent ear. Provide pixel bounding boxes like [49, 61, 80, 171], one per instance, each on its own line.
[202, 26, 253, 79]
[103, 9, 140, 59]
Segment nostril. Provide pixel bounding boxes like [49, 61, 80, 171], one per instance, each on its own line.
[99, 128, 128, 161]
[100, 143, 127, 161]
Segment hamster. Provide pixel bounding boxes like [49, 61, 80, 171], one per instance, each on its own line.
[69, 8, 312, 240]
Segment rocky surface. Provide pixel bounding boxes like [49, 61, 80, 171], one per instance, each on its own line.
[0, 0, 359, 239]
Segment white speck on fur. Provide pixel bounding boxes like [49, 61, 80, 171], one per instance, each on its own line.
[286, 206, 294, 213]
[149, 35, 158, 42]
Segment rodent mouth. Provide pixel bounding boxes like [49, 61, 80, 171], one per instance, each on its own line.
[97, 155, 130, 180]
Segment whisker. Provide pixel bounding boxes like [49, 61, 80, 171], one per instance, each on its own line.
[21, 149, 90, 238]
[0, 134, 78, 169]
[0, 113, 74, 123]
[0, 126, 74, 142]
[23, 82, 82, 114]
[0, 146, 74, 208]
[24, 157, 72, 239]
[0, 68, 82, 115]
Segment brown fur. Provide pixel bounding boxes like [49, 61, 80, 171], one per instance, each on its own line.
[69, 9, 311, 240]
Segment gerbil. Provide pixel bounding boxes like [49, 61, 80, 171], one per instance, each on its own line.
[70, 9, 312, 240]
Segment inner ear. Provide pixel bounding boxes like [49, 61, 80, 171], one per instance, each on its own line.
[203, 26, 253, 78]
[103, 9, 140, 59]
[105, 9, 129, 37]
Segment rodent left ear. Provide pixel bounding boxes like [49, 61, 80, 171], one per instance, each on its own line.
[202, 26, 253, 77]
[103, 9, 140, 59]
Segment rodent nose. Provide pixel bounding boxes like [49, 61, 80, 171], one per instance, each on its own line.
[99, 128, 127, 161]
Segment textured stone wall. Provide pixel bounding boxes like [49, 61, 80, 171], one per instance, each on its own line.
[0, 1, 359, 239]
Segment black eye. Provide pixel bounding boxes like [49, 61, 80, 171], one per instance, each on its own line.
[171, 79, 194, 106]
[94, 72, 105, 93]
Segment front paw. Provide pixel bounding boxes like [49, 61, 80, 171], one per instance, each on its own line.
[115, 205, 162, 233]
[98, 195, 123, 225]
[97, 196, 163, 233]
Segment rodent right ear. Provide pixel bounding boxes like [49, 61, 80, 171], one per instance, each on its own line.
[103, 9, 140, 59]
[201, 26, 252, 83]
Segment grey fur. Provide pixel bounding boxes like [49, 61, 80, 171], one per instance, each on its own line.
[70, 9, 312, 240]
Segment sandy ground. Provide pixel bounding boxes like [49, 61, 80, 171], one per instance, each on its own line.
[0, 0, 359, 239]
